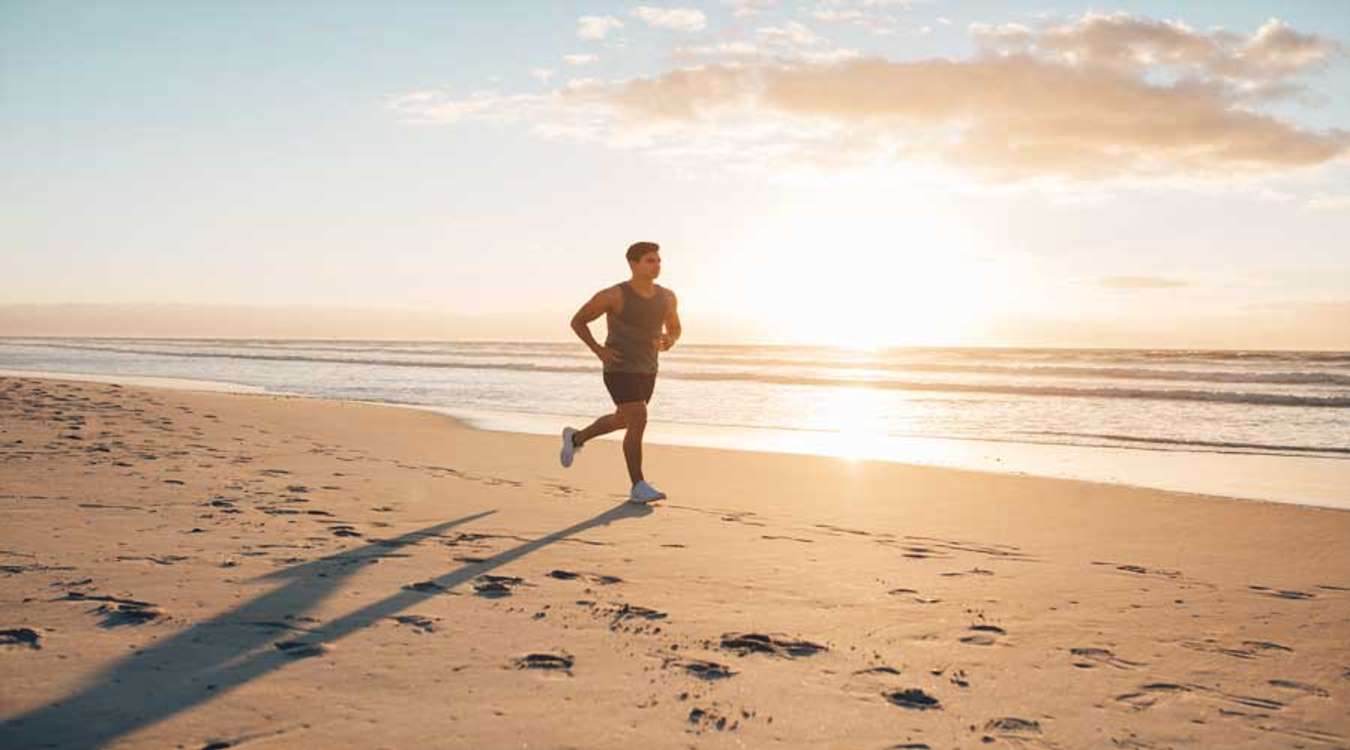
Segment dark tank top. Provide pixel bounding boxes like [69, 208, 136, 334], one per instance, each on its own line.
[604, 282, 668, 374]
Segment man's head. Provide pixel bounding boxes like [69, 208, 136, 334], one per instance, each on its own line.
[626, 241, 661, 280]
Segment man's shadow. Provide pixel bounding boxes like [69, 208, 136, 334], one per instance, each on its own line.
[1, 501, 651, 749]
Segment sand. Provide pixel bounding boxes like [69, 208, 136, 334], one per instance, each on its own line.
[1, 374, 1347, 749]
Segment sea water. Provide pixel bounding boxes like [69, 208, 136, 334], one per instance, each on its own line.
[3, 338, 1347, 508]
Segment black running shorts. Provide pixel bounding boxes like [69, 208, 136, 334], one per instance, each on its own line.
[603, 371, 657, 405]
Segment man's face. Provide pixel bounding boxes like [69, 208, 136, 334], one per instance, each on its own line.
[631, 251, 661, 280]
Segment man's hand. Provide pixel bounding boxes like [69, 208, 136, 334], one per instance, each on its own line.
[595, 347, 624, 366]
[655, 334, 675, 352]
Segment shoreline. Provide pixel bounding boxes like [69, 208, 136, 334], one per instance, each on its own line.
[3, 367, 1347, 511]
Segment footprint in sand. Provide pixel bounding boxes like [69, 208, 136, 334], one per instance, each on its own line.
[1248, 585, 1315, 600]
[985, 717, 1042, 734]
[608, 603, 667, 632]
[274, 640, 330, 658]
[1115, 682, 1285, 712]
[473, 575, 525, 598]
[884, 689, 941, 710]
[663, 656, 737, 680]
[939, 567, 994, 577]
[390, 615, 439, 634]
[547, 569, 623, 585]
[0, 628, 41, 649]
[1268, 679, 1329, 697]
[760, 535, 814, 543]
[813, 523, 871, 537]
[1179, 638, 1293, 660]
[516, 653, 573, 672]
[960, 624, 1006, 646]
[403, 580, 455, 594]
[1070, 646, 1145, 669]
[888, 587, 942, 604]
[686, 705, 757, 734]
[116, 555, 189, 566]
[719, 633, 827, 658]
[62, 592, 164, 627]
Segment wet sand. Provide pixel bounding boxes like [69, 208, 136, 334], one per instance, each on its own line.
[1, 375, 1347, 749]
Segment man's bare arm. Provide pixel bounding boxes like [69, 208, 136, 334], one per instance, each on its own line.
[571, 287, 623, 365]
[659, 289, 681, 351]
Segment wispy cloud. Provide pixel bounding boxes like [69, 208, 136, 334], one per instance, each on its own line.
[1304, 193, 1350, 211]
[810, 0, 912, 35]
[726, 0, 775, 18]
[1098, 276, 1190, 289]
[564, 53, 599, 66]
[632, 6, 707, 32]
[757, 21, 825, 47]
[971, 13, 1344, 100]
[674, 19, 858, 64]
[577, 15, 623, 40]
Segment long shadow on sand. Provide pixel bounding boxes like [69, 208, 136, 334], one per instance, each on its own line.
[1, 502, 652, 749]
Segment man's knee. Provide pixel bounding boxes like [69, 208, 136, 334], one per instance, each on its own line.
[617, 403, 647, 429]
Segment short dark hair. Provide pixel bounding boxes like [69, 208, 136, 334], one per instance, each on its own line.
[626, 241, 660, 263]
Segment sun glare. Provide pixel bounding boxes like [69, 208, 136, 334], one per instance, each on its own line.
[803, 384, 888, 461]
[755, 210, 997, 348]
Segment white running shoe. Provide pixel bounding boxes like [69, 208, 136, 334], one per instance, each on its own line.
[628, 480, 667, 504]
[560, 427, 580, 468]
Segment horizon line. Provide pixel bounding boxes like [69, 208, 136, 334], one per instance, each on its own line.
[1, 334, 1346, 355]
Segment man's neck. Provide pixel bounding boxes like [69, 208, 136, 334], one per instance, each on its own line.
[628, 277, 655, 293]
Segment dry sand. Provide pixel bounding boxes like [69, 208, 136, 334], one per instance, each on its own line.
[1, 375, 1347, 749]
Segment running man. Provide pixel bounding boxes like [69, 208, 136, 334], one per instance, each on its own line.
[561, 241, 680, 503]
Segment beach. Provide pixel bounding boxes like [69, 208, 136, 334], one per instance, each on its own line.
[2, 374, 1348, 749]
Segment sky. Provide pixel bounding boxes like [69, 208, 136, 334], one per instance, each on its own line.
[3, 0, 1349, 349]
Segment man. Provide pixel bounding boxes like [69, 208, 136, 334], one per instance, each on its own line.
[561, 241, 681, 503]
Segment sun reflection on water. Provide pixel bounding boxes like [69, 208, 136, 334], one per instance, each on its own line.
[806, 385, 891, 461]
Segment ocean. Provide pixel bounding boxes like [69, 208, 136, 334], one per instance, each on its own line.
[3, 338, 1347, 508]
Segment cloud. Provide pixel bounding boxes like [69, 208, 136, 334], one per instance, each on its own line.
[812, 9, 867, 23]
[1304, 193, 1350, 211]
[1098, 276, 1190, 289]
[564, 53, 599, 66]
[673, 42, 860, 64]
[672, 19, 859, 64]
[726, 0, 775, 18]
[673, 41, 764, 60]
[971, 13, 1343, 100]
[396, 14, 1349, 181]
[577, 15, 623, 40]
[579, 56, 1347, 178]
[632, 6, 707, 32]
[530, 68, 556, 83]
[810, 1, 907, 34]
[388, 89, 549, 124]
[757, 21, 825, 47]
